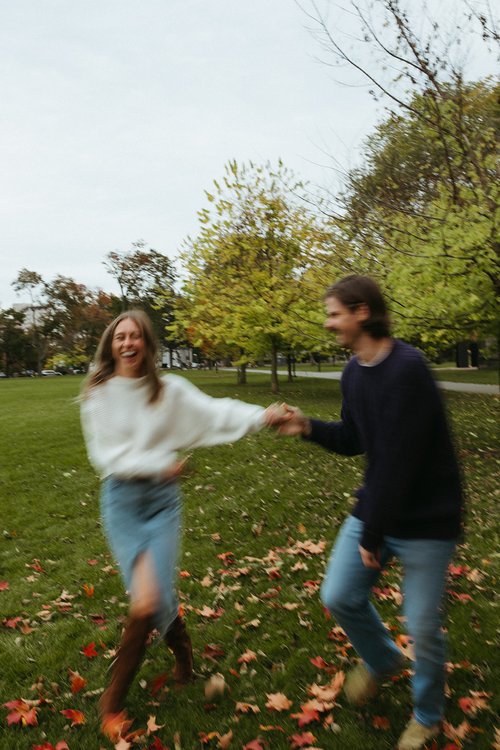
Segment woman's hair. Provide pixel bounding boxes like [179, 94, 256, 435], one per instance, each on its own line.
[326, 275, 391, 339]
[82, 309, 163, 403]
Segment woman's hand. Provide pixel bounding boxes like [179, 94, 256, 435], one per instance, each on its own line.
[161, 455, 193, 482]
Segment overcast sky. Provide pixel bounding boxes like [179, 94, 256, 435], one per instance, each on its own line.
[0, 0, 495, 308]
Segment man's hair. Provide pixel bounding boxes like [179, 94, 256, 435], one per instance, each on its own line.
[326, 275, 391, 339]
[82, 309, 163, 403]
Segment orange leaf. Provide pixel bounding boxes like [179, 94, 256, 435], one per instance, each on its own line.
[218, 729, 233, 748]
[82, 583, 94, 597]
[69, 669, 86, 694]
[372, 715, 390, 730]
[60, 708, 86, 726]
[235, 702, 260, 714]
[238, 649, 257, 664]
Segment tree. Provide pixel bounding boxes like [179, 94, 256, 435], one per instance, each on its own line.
[104, 241, 177, 348]
[178, 160, 333, 393]
[11, 269, 49, 373]
[0, 309, 36, 375]
[301, 0, 499, 353]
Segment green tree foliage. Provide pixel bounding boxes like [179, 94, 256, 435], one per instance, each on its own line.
[0, 309, 36, 375]
[303, 0, 499, 353]
[178, 160, 332, 392]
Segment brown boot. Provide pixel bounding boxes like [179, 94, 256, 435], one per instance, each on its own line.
[164, 616, 194, 684]
[99, 614, 151, 728]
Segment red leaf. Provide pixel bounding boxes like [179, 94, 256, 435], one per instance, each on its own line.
[242, 742, 264, 750]
[309, 656, 331, 670]
[290, 709, 320, 727]
[201, 644, 225, 660]
[3, 616, 22, 629]
[60, 708, 86, 726]
[81, 641, 98, 658]
[0, 581, 9, 591]
[4, 699, 38, 726]
[150, 672, 169, 696]
[149, 738, 171, 750]
[289, 731, 316, 748]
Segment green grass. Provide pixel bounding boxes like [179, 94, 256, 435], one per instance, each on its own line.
[250, 363, 499, 385]
[0, 374, 498, 749]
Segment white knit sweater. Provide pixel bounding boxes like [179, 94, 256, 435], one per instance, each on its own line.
[81, 374, 265, 479]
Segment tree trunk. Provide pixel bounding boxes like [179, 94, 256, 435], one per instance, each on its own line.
[237, 363, 247, 384]
[287, 352, 293, 382]
[271, 341, 279, 394]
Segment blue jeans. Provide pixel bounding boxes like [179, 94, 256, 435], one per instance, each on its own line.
[101, 477, 182, 635]
[320, 515, 456, 726]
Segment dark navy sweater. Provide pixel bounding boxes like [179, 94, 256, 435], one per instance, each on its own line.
[305, 340, 463, 552]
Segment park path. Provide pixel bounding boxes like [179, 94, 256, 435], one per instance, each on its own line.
[223, 368, 498, 395]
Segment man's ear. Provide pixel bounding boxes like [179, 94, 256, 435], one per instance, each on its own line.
[355, 303, 370, 322]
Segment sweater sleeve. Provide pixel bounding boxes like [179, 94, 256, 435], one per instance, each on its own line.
[303, 372, 363, 456]
[360, 359, 439, 552]
[167, 375, 265, 450]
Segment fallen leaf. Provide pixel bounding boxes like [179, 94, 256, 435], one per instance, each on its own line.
[218, 729, 233, 748]
[372, 715, 390, 730]
[81, 642, 98, 658]
[242, 741, 264, 750]
[289, 731, 316, 749]
[205, 674, 226, 699]
[290, 709, 321, 727]
[147, 714, 165, 733]
[0, 581, 9, 591]
[4, 698, 38, 726]
[265, 692, 292, 711]
[60, 708, 86, 726]
[235, 702, 260, 714]
[68, 669, 86, 694]
[238, 649, 257, 664]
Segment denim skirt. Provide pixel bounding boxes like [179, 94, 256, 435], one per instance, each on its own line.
[100, 476, 182, 635]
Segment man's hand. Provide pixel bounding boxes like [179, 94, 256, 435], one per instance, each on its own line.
[358, 545, 381, 570]
[264, 403, 311, 436]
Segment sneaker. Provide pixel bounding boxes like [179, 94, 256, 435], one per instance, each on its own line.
[344, 663, 378, 705]
[397, 718, 440, 750]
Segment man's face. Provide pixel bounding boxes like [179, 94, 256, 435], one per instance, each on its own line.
[324, 295, 365, 350]
[111, 318, 146, 377]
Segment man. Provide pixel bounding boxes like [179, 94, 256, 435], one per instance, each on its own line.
[273, 275, 462, 750]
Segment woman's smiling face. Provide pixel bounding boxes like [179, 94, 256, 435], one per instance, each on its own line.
[111, 317, 146, 377]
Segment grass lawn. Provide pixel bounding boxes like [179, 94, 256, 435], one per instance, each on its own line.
[0, 374, 498, 750]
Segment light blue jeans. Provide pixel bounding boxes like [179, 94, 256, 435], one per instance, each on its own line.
[100, 477, 182, 635]
[320, 515, 456, 727]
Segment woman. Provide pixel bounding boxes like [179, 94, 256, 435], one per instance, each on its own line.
[80, 310, 280, 739]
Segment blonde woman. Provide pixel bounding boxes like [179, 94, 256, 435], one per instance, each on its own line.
[81, 309, 281, 739]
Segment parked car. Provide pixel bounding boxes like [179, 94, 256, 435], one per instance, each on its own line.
[41, 369, 63, 377]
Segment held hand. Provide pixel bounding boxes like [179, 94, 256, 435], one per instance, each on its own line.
[358, 545, 381, 570]
[277, 405, 311, 437]
[263, 402, 292, 426]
